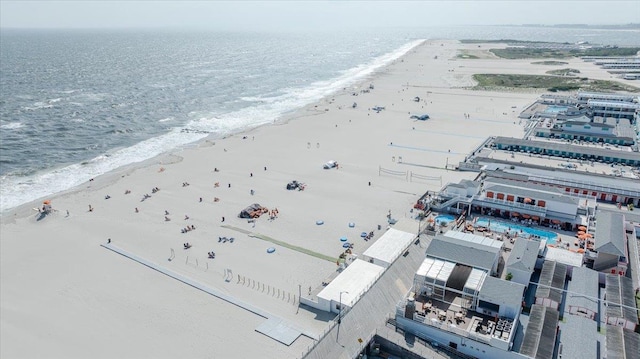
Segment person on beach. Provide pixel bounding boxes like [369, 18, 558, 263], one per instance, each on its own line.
[135, 207, 139, 213]
[221, 216, 225, 222]
[199, 197, 203, 202]
[165, 210, 169, 215]
[88, 205, 93, 212]
[66, 210, 69, 217]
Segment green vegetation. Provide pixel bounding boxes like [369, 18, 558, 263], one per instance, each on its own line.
[546, 68, 581, 76]
[490, 46, 640, 59]
[490, 48, 572, 59]
[460, 39, 557, 44]
[581, 47, 640, 56]
[532, 61, 569, 65]
[221, 225, 336, 262]
[506, 273, 513, 281]
[473, 74, 640, 93]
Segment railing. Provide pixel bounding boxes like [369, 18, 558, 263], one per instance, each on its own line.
[474, 197, 547, 215]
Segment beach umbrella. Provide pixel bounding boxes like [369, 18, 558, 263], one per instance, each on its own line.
[43, 200, 51, 205]
[340, 237, 348, 242]
[576, 230, 585, 235]
[531, 216, 540, 221]
[551, 219, 561, 224]
[585, 233, 593, 238]
[511, 212, 520, 217]
[522, 214, 531, 219]
[524, 198, 532, 204]
[578, 225, 587, 231]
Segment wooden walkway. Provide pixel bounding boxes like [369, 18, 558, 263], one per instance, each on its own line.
[302, 236, 437, 359]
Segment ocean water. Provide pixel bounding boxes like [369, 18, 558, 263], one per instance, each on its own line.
[1, 26, 638, 213]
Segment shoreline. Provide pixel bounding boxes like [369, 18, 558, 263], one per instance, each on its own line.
[2, 39, 580, 358]
[0, 40, 426, 220]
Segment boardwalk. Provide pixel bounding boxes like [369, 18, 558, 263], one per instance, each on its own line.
[303, 236, 441, 359]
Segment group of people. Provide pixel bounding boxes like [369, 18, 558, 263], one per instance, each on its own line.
[218, 236, 234, 243]
[268, 208, 279, 220]
[181, 225, 196, 233]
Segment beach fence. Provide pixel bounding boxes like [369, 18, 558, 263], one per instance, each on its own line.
[235, 273, 297, 306]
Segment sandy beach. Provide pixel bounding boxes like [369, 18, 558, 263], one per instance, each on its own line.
[1, 39, 599, 358]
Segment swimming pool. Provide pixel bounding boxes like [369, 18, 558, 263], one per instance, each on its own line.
[475, 218, 557, 244]
[434, 215, 456, 226]
[544, 105, 568, 114]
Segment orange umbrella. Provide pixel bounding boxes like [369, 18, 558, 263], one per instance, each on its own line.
[43, 200, 51, 205]
[531, 216, 540, 221]
[578, 233, 588, 240]
[585, 233, 593, 238]
[576, 230, 585, 235]
[511, 212, 520, 217]
[522, 214, 531, 219]
[524, 198, 532, 204]
[578, 225, 587, 231]
[552, 219, 561, 224]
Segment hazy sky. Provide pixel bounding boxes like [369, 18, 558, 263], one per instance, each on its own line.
[1, 1, 638, 30]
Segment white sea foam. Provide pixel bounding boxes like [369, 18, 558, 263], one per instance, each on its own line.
[158, 117, 174, 123]
[0, 40, 424, 213]
[0, 129, 207, 212]
[0, 122, 24, 130]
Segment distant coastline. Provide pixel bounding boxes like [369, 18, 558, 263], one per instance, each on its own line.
[513, 23, 640, 30]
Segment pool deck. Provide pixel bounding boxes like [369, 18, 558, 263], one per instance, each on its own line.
[432, 213, 585, 280]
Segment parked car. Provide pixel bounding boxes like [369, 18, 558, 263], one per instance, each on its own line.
[323, 160, 338, 169]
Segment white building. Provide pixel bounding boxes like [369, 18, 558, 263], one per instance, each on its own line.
[362, 228, 416, 268]
[505, 238, 539, 287]
[305, 259, 384, 313]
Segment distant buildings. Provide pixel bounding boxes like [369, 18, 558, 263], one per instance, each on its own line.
[492, 136, 640, 166]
